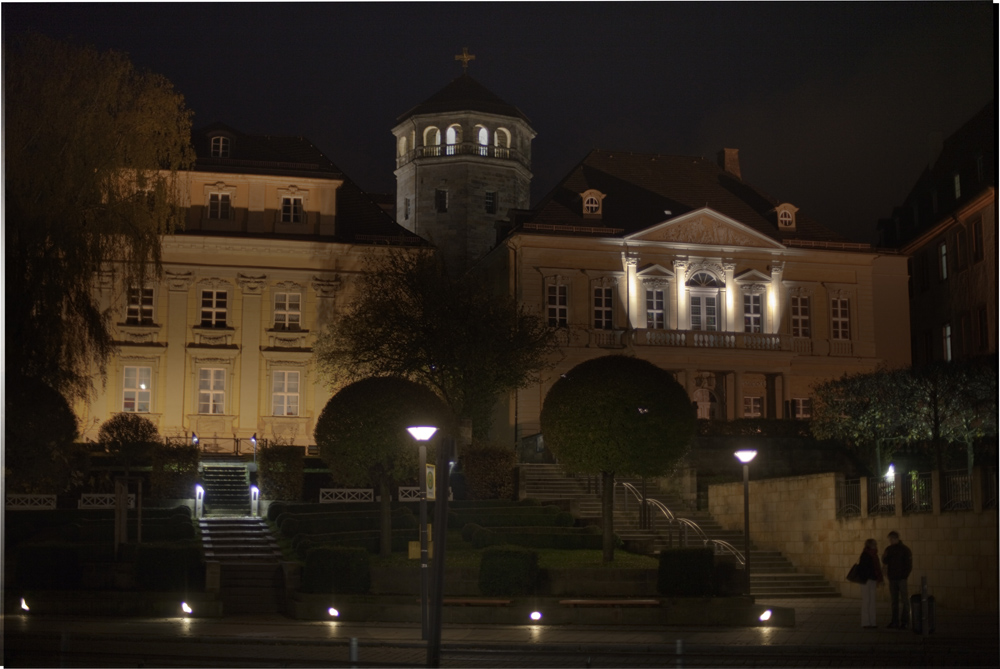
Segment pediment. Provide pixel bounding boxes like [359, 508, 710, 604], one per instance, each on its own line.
[636, 263, 674, 279]
[734, 268, 772, 283]
[625, 208, 784, 249]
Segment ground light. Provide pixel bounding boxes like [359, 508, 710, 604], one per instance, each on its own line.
[530, 611, 542, 621]
[759, 609, 772, 622]
[21, 598, 29, 611]
[181, 602, 192, 614]
[328, 607, 340, 617]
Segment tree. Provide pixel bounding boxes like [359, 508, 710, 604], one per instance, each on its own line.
[540, 355, 697, 562]
[98, 413, 161, 478]
[4, 374, 80, 493]
[317, 251, 556, 440]
[5, 33, 193, 400]
[314, 377, 453, 557]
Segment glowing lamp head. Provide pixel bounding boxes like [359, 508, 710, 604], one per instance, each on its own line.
[191, 432, 199, 445]
[196, 485, 204, 496]
[759, 609, 772, 622]
[181, 602, 193, 614]
[328, 607, 340, 617]
[251, 433, 257, 446]
[21, 598, 29, 611]
[885, 464, 895, 481]
[407, 426, 437, 441]
[735, 450, 758, 464]
[529, 611, 542, 621]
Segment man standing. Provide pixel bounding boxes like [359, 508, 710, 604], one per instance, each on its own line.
[882, 530, 913, 629]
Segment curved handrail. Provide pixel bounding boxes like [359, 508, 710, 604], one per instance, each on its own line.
[704, 539, 746, 567]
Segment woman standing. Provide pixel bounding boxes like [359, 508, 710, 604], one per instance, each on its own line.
[858, 538, 884, 628]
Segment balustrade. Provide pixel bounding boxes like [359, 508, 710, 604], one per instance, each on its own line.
[319, 488, 374, 503]
[395, 142, 526, 169]
[634, 329, 792, 351]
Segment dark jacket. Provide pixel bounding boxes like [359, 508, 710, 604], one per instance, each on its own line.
[882, 541, 913, 580]
[858, 548, 883, 583]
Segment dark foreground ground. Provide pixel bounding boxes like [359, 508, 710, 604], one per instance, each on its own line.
[4, 597, 998, 667]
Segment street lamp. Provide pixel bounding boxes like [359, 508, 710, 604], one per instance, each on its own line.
[734, 449, 757, 596]
[407, 425, 437, 641]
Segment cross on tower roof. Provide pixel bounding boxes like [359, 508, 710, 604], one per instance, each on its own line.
[455, 47, 476, 73]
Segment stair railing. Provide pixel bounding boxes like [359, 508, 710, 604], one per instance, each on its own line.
[615, 480, 745, 566]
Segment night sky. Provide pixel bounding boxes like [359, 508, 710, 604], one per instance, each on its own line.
[4, 2, 995, 243]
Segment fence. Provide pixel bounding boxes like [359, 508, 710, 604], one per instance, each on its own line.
[943, 470, 973, 511]
[868, 477, 895, 515]
[836, 479, 861, 517]
[834, 468, 999, 518]
[5, 494, 57, 510]
[903, 472, 933, 514]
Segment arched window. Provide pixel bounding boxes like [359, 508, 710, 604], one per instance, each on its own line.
[398, 136, 408, 157]
[445, 125, 462, 155]
[210, 136, 230, 158]
[476, 126, 489, 156]
[584, 196, 600, 214]
[778, 210, 792, 227]
[424, 127, 441, 156]
[687, 271, 720, 331]
[494, 127, 511, 157]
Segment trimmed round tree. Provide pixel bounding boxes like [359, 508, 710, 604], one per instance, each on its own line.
[314, 377, 452, 557]
[540, 355, 696, 562]
[99, 412, 161, 478]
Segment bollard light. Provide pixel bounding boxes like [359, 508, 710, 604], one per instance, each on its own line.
[328, 607, 340, 617]
[530, 611, 542, 621]
[759, 609, 772, 622]
[181, 602, 193, 614]
[21, 598, 29, 612]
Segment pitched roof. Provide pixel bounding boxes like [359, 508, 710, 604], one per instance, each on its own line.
[397, 74, 531, 124]
[518, 150, 848, 245]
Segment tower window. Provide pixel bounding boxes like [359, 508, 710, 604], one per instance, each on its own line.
[477, 126, 489, 156]
[435, 189, 448, 213]
[584, 196, 600, 214]
[778, 210, 793, 227]
[210, 136, 230, 158]
[485, 191, 497, 215]
[938, 241, 948, 280]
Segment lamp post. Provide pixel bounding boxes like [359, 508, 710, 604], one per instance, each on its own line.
[734, 449, 757, 596]
[407, 426, 437, 641]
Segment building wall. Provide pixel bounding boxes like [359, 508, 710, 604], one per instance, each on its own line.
[709, 472, 999, 611]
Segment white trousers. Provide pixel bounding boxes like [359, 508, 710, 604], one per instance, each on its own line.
[861, 579, 878, 627]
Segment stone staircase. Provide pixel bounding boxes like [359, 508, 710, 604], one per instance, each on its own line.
[201, 455, 250, 516]
[521, 464, 839, 598]
[200, 517, 285, 614]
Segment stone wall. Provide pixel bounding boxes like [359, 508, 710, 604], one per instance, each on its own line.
[709, 471, 998, 611]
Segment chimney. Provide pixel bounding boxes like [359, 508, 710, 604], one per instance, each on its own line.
[718, 148, 741, 180]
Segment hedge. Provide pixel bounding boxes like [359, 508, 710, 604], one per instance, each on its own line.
[150, 443, 201, 499]
[301, 546, 371, 594]
[258, 445, 304, 501]
[462, 444, 516, 500]
[447, 506, 569, 529]
[657, 547, 716, 596]
[479, 546, 539, 596]
[277, 507, 415, 538]
[295, 528, 419, 557]
[6, 508, 193, 548]
[698, 418, 812, 438]
[471, 525, 606, 550]
[134, 543, 205, 591]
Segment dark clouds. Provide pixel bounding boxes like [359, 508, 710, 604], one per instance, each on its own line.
[4, 2, 994, 243]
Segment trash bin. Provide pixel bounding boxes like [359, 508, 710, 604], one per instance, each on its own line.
[910, 594, 935, 634]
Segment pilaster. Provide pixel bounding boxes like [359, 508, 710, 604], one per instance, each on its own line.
[768, 261, 785, 335]
[621, 251, 640, 330]
[237, 273, 266, 434]
[164, 271, 194, 432]
[673, 258, 689, 330]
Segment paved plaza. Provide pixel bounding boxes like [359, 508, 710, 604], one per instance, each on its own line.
[4, 597, 998, 667]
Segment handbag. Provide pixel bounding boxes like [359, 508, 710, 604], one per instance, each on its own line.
[847, 563, 865, 584]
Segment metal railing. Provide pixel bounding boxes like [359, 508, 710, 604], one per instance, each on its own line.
[395, 142, 529, 169]
[837, 478, 861, 517]
[942, 470, 973, 511]
[903, 472, 933, 514]
[868, 478, 895, 515]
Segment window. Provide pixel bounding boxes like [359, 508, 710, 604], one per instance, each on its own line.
[646, 288, 665, 329]
[485, 191, 497, 215]
[743, 293, 762, 333]
[791, 295, 811, 337]
[424, 126, 441, 155]
[778, 210, 793, 227]
[956, 227, 968, 271]
[938, 242, 948, 280]
[743, 396, 763, 418]
[593, 286, 613, 330]
[445, 125, 459, 155]
[198, 368, 225, 414]
[281, 197, 303, 223]
[971, 216, 984, 263]
[583, 196, 600, 214]
[547, 282, 568, 327]
[792, 398, 812, 419]
[477, 126, 489, 156]
[953, 173, 961, 200]
[200, 290, 227, 328]
[435, 189, 448, 213]
[688, 272, 719, 331]
[831, 297, 850, 340]
[977, 306, 989, 351]
[210, 136, 230, 158]
[126, 287, 154, 325]
[272, 371, 300, 416]
[123, 366, 151, 412]
[208, 193, 231, 219]
[404, 197, 410, 220]
[942, 323, 952, 361]
[273, 293, 301, 330]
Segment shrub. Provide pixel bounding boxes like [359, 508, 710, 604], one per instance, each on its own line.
[301, 546, 371, 594]
[294, 528, 419, 558]
[278, 508, 415, 538]
[259, 444, 304, 501]
[447, 505, 563, 529]
[471, 525, 605, 550]
[97, 413, 160, 476]
[135, 543, 204, 591]
[479, 546, 539, 596]
[150, 443, 200, 499]
[461, 522, 483, 543]
[15, 543, 83, 589]
[462, 444, 516, 500]
[657, 547, 715, 596]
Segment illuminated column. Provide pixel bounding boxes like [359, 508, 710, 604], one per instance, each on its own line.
[723, 262, 736, 331]
[237, 274, 266, 435]
[164, 271, 194, 433]
[768, 261, 785, 334]
[673, 258, 689, 330]
[621, 251, 640, 330]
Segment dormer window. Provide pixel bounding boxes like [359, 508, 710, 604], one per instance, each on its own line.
[210, 136, 230, 158]
[775, 203, 799, 231]
[580, 189, 606, 218]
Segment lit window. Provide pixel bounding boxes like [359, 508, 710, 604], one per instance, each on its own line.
[831, 298, 850, 340]
[688, 272, 719, 331]
[584, 196, 600, 214]
[198, 368, 225, 414]
[272, 371, 300, 416]
[743, 396, 763, 418]
[646, 289, 665, 329]
[942, 323, 952, 361]
[791, 296, 811, 338]
[445, 125, 459, 155]
[485, 191, 497, 215]
[200, 290, 227, 328]
[281, 197, 303, 223]
[274, 293, 301, 330]
[123, 366, 151, 413]
[126, 287, 154, 325]
[547, 282, 568, 327]
[938, 242, 948, 280]
[210, 136, 230, 158]
[593, 286, 613, 330]
[494, 128, 511, 158]
[208, 193, 231, 219]
[435, 189, 448, 213]
[792, 398, 812, 419]
[477, 126, 489, 156]
[953, 173, 961, 200]
[743, 293, 762, 333]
